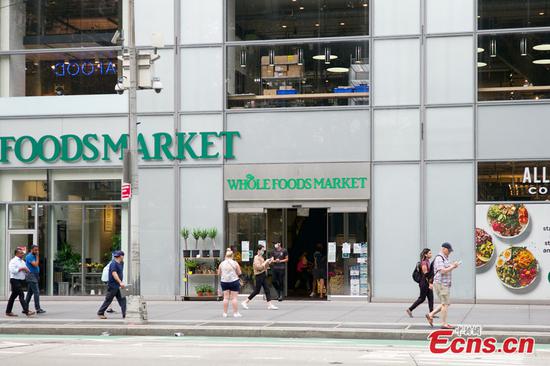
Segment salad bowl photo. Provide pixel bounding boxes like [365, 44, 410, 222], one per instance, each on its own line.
[475, 228, 494, 269]
[486, 204, 529, 239]
[495, 247, 539, 289]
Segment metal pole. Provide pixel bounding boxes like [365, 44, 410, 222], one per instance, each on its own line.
[126, 0, 146, 322]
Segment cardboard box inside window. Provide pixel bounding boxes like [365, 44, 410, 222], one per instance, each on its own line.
[260, 55, 298, 65]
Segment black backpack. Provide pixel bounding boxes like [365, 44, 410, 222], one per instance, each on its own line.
[412, 262, 422, 283]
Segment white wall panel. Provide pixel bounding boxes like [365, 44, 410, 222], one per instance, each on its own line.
[426, 163, 475, 301]
[426, 0, 474, 33]
[374, 109, 420, 161]
[374, 0, 420, 36]
[426, 107, 474, 160]
[181, 0, 223, 44]
[181, 48, 223, 111]
[135, 0, 174, 46]
[226, 110, 370, 164]
[140, 168, 176, 296]
[137, 49, 175, 113]
[373, 39, 420, 106]
[426, 37, 474, 105]
[373, 164, 420, 300]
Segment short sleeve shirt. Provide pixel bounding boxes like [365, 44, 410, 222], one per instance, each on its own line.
[108, 260, 124, 288]
[25, 253, 39, 274]
[271, 249, 288, 270]
[433, 253, 452, 287]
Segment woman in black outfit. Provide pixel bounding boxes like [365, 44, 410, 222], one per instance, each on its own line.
[406, 248, 436, 317]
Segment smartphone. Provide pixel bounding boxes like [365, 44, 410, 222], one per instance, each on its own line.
[456, 260, 463, 265]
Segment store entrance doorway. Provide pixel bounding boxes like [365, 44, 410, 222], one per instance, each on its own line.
[266, 208, 327, 300]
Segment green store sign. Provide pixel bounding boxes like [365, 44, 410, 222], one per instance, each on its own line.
[227, 173, 368, 191]
[0, 131, 240, 164]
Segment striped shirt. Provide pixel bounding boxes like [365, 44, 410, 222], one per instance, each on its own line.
[433, 253, 452, 287]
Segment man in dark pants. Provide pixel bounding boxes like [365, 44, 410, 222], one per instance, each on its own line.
[5, 248, 35, 317]
[97, 250, 126, 319]
[271, 242, 288, 302]
[25, 245, 45, 314]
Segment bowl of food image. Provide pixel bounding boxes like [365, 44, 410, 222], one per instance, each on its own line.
[495, 247, 539, 289]
[487, 204, 529, 239]
[475, 228, 494, 269]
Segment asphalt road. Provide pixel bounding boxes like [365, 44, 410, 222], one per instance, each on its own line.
[1, 335, 549, 366]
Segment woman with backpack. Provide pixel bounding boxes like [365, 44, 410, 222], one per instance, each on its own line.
[406, 248, 435, 317]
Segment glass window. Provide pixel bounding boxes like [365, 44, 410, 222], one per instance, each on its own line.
[227, 0, 369, 41]
[373, 0, 420, 36]
[374, 109, 420, 161]
[54, 180, 121, 201]
[12, 180, 47, 201]
[478, 32, 550, 101]
[479, 0, 550, 30]
[227, 40, 369, 109]
[1, 0, 121, 50]
[478, 161, 550, 202]
[0, 50, 119, 97]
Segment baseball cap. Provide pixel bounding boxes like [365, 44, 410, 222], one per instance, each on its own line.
[113, 250, 125, 257]
[441, 242, 453, 252]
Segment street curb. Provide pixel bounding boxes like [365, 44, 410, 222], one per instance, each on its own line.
[1, 325, 550, 343]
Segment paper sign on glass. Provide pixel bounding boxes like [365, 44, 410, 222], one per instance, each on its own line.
[328, 242, 336, 263]
[353, 243, 361, 254]
[241, 241, 250, 262]
[342, 242, 351, 259]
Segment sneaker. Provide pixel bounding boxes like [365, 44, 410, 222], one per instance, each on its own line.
[267, 304, 279, 310]
[25, 311, 35, 317]
[5, 313, 17, 317]
[241, 301, 249, 310]
[98, 314, 107, 319]
[309, 292, 315, 297]
[222, 313, 228, 318]
[36, 309, 46, 314]
[406, 309, 413, 318]
[106, 308, 115, 313]
[233, 313, 242, 318]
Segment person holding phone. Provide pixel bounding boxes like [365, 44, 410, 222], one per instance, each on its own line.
[426, 242, 460, 329]
[241, 243, 278, 310]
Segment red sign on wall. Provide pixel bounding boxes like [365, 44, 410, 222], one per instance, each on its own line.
[121, 183, 132, 200]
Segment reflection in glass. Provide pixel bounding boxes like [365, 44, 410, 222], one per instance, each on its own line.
[54, 180, 121, 201]
[227, 41, 369, 108]
[228, 0, 369, 41]
[479, 0, 550, 30]
[478, 33, 550, 101]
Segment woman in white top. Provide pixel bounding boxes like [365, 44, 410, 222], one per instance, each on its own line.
[217, 249, 242, 318]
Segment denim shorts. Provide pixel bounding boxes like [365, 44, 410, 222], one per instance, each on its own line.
[221, 280, 240, 292]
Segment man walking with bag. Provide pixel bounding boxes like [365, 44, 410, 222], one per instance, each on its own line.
[97, 251, 126, 319]
[5, 248, 34, 317]
[25, 245, 45, 314]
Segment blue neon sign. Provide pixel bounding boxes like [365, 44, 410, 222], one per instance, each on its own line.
[54, 61, 117, 77]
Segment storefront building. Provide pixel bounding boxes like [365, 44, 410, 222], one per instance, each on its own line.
[0, 1, 549, 303]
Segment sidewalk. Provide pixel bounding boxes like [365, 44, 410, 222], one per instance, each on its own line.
[2, 300, 550, 342]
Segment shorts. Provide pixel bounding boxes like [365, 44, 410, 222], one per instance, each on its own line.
[434, 283, 450, 305]
[221, 280, 240, 292]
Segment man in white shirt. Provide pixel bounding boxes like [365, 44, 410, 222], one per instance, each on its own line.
[5, 249, 35, 317]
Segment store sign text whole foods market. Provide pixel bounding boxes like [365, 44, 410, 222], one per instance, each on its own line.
[0, 131, 240, 164]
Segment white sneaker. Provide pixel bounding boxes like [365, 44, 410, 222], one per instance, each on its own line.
[241, 301, 249, 310]
[309, 292, 315, 297]
[233, 313, 242, 318]
[268, 304, 279, 310]
[222, 313, 228, 318]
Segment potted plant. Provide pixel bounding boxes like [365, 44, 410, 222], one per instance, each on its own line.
[203, 284, 215, 297]
[181, 228, 191, 258]
[208, 227, 220, 257]
[185, 259, 198, 274]
[191, 228, 201, 257]
[199, 229, 210, 257]
[55, 242, 81, 279]
[195, 284, 205, 297]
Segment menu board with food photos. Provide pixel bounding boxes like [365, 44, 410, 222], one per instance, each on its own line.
[476, 203, 550, 300]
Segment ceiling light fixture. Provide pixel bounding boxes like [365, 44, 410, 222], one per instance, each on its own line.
[477, 62, 487, 68]
[282, 25, 287, 28]
[477, 47, 485, 53]
[299, 6, 304, 10]
[520, 37, 527, 56]
[315, 23, 320, 27]
[539, 12, 545, 16]
[313, 54, 338, 60]
[533, 44, 550, 51]
[340, 22, 345, 26]
[490, 39, 497, 57]
[327, 67, 349, 73]
[533, 59, 550, 65]
[298, 48, 304, 66]
[269, 49, 275, 66]
[354, 46, 363, 63]
[240, 48, 247, 68]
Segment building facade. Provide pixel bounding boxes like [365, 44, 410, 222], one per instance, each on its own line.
[0, 0, 549, 303]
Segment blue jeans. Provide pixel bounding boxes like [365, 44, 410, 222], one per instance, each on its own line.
[25, 273, 41, 311]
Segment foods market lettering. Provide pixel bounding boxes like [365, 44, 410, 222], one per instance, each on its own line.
[523, 166, 550, 195]
[0, 131, 240, 164]
[226, 173, 368, 191]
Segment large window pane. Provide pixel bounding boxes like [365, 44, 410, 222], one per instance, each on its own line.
[478, 33, 550, 101]
[227, 0, 369, 41]
[479, 0, 550, 30]
[0, 50, 119, 97]
[373, 0, 420, 36]
[54, 180, 121, 201]
[227, 40, 369, 109]
[1, 0, 121, 50]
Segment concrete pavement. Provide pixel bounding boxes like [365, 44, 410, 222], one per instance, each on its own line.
[1, 300, 550, 342]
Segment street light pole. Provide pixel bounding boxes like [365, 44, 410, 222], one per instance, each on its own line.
[126, 0, 146, 322]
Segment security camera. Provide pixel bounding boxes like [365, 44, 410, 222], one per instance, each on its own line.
[152, 77, 163, 94]
[111, 30, 122, 45]
[114, 83, 124, 95]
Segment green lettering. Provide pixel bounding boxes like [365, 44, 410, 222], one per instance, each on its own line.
[304, 178, 312, 190]
[359, 177, 368, 188]
[60, 134, 83, 162]
[314, 178, 325, 189]
[15, 136, 39, 163]
[38, 135, 61, 163]
[220, 131, 241, 159]
[342, 178, 351, 189]
[102, 134, 128, 161]
[325, 178, 334, 189]
[152, 132, 174, 160]
[176, 132, 199, 160]
[200, 132, 220, 159]
[227, 179, 239, 190]
[333, 178, 342, 189]
[0, 136, 16, 163]
[137, 133, 152, 160]
[82, 134, 100, 161]
[351, 178, 359, 189]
